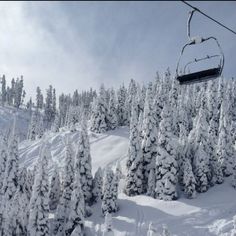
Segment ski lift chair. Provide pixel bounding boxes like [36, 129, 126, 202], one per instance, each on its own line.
[176, 10, 224, 85]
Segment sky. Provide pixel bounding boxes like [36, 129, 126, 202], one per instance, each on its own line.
[0, 1, 235, 101]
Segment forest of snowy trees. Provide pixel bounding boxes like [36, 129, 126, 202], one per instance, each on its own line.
[0, 71, 235, 235]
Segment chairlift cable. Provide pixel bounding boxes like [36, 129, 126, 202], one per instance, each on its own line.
[181, 1, 236, 36]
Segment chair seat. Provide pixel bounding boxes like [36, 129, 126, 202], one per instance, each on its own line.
[176, 67, 221, 85]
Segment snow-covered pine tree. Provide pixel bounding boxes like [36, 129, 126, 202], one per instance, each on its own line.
[206, 80, 218, 122]
[66, 105, 81, 132]
[65, 171, 85, 236]
[217, 99, 233, 177]
[147, 168, 156, 198]
[6, 167, 30, 236]
[75, 117, 93, 205]
[92, 167, 103, 203]
[36, 86, 44, 110]
[107, 89, 118, 130]
[54, 138, 75, 235]
[125, 79, 137, 124]
[194, 142, 209, 193]
[26, 168, 35, 196]
[152, 91, 163, 133]
[111, 168, 119, 210]
[155, 104, 178, 201]
[44, 85, 54, 127]
[141, 83, 158, 192]
[1, 123, 19, 232]
[51, 112, 60, 133]
[13, 76, 24, 108]
[183, 158, 196, 199]
[124, 98, 143, 196]
[169, 78, 180, 136]
[231, 164, 236, 189]
[28, 145, 50, 236]
[138, 110, 144, 138]
[189, 98, 211, 187]
[117, 84, 129, 126]
[27, 112, 38, 141]
[26, 97, 33, 113]
[49, 166, 61, 211]
[37, 114, 44, 139]
[52, 88, 57, 120]
[208, 111, 224, 185]
[102, 168, 118, 215]
[0, 138, 7, 192]
[90, 84, 109, 133]
[1, 75, 7, 106]
[115, 161, 122, 182]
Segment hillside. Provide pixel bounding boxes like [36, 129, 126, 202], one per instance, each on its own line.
[0, 106, 31, 141]
[17, 125, 236, 236]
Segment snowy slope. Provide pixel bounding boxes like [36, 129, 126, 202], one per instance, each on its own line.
[18, 126, 236, 236]
[19, 126, 129, 175]
[0, 106, 31, 141]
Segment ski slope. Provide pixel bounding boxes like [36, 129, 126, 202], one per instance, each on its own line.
[17, 125, 236, 236]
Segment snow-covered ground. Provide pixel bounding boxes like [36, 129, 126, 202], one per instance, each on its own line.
[0, 106, 31, 141]
[17, 125, 236, 235]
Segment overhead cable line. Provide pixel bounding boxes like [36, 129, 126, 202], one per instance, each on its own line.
[181, 1, 236, 36]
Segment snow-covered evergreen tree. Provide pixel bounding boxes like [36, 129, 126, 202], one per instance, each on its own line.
[27, 112, 38, 141]
[44, 85, 54, 126]
[52, 88, 57, 119]
[117, 84, 128, 126]
[52, 112, 60, 133]
[6, 167, 30, 236]
[0, 138, 7, 192]
[155, 105, 178, 201]
[124, 98, 143, 196]
[1, 75, 7, 106]
[28, 146, 50, 236]
[102, 168, 118, 215]
[183, 158, 196, 199]
[26, 97, 33, 113]
[189, 99, 211, 186]
[107, 89, 118, 130]
[54, 139, 74, 235]
[217, 101, 233, 177]
[65, 171, 85, 236]
[66, 105, 81, 132]
[208, 112, 224, 185]
[142, 83, 158, 192]
[90, 85, 109, 133]
[111, 169, 119, 209]
[92, 167, 103, 203]
[36, 86, 44, 110]
[37, 114, 44, 139]
[49, 166, 61, 211]
[194, 142, 209, 193]
[147, 168, 156, 198]
[26, 168, 35, 196]
[76, 117, 93, 205]
[1, 124, 19, 229]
